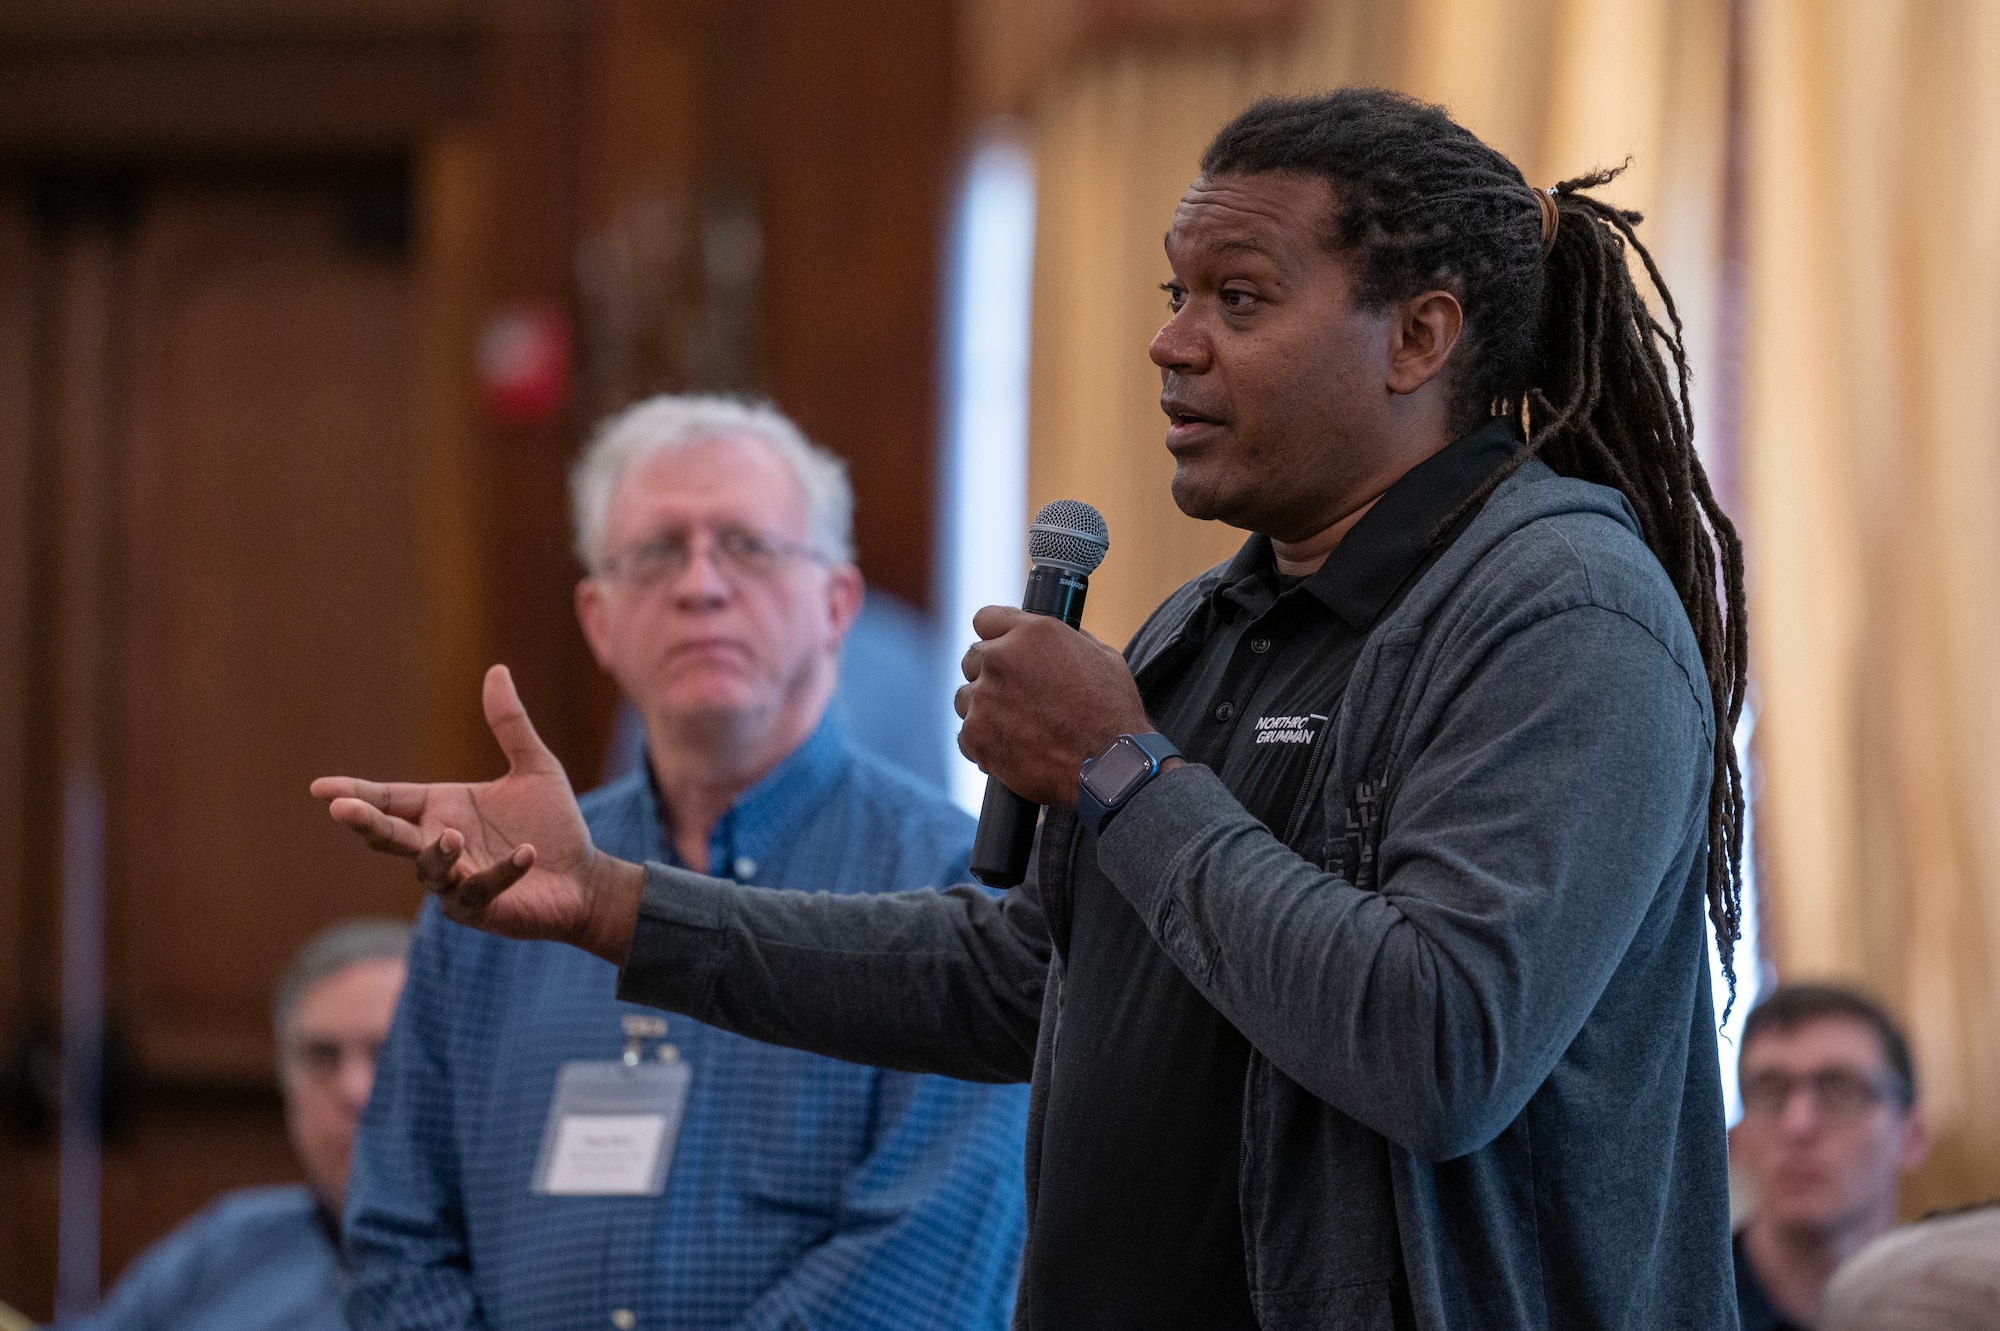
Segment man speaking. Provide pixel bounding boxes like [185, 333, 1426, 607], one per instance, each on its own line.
[317, 89, 1748, 1329]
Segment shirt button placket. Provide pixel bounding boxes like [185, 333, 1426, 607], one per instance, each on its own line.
[1214, 701, 1235, 722]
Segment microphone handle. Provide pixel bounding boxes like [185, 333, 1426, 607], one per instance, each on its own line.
[967, 565, 1089, 887]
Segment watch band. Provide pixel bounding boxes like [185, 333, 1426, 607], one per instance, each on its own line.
[1077, 731, 1182, 835]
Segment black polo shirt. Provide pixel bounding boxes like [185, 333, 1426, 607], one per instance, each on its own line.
[1020, 419, 1520, 1329]
[1734, 1232, 1808, 1331]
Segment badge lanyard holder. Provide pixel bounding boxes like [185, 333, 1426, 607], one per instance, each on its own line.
[531, 1015, 692, 1197]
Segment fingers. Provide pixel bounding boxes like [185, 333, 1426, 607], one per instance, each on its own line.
[449, 843, 536, 913]
[483, 665, 560, 776]
[325, 797, 429, 856]
[414, 827, 465, 890]
[960, 639, 986, 683]
[970, 605, 1031, 640]
[312, 776, 430, 820]
[416, 830, 531, 914]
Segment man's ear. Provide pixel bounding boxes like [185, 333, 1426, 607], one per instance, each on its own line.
[824, 564, 864, 649]
[575, 577, 616, 671]
[1385, 288, 1464, 396]
[1898, 1110, 1931, 1174]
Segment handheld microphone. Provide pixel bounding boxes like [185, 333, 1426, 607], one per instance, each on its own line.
[967, 499, 1110, 887]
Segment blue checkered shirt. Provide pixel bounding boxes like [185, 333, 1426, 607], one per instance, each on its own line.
[344, 719, 1029, 1330]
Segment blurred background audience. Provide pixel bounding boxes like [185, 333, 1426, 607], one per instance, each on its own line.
[1731, 984, 1930, 1330]
[3, 0, 1999, 1323]
[72, 922, 410, 1330]
[1820, 1207, 2000, 1331]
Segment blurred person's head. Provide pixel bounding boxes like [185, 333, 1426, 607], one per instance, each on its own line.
[274, 920, 411, 1215]
[1820, 1207, 2000, 1331]
[570, 395, 862, 770]
[1732, 984, 1929, 1248]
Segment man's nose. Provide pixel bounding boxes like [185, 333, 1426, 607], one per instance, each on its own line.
[669, 538, 734, 606]
[1149, 310, 1210, 374]
[1778, 1086, 1825, 1137]
[339, 1051, 377, 1113]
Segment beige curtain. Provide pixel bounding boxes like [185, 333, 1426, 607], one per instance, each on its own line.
[1745, 0, 2000, 1215]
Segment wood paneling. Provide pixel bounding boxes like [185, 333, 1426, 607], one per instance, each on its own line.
[113, 175, 430, 1082]
[0, 0, 476, 41]
[0, 188, 35, 1084]
[412, 131, 503, 782]
[472, 2, 614, 780]
[753, 0, 955, 611]
[0, 163, 475, 1319]
[0, 179, 54, 1325]
[0, 36, 479, 155]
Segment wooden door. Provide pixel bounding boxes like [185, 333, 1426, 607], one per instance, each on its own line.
[0, 163, 435, 1320]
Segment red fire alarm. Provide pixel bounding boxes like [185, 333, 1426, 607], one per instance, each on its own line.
[477, 302, 571, 426]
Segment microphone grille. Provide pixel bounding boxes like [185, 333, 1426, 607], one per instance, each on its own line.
[1028, 499, 1109, 574]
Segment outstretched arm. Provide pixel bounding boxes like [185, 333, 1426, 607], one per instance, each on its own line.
[311, 664, 644, 964]
[314, 662, 1050, 1081]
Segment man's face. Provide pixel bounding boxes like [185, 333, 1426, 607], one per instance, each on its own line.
[1731, 1016, 1928, 1236]
[575, 434, 860, 731]
[281, 956, 405, 1216]
[1150, 171, 1415, 542]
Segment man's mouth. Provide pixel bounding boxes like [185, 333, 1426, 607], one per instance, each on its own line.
[1162, 400, 1226, 443]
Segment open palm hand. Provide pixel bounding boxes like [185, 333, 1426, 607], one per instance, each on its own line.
[312, 665, 638, 958]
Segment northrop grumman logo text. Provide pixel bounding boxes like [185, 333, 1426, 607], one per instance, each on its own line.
[1255, 714, 1324, 745]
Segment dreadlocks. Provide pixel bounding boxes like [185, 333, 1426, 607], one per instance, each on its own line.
[1201, 88, 1749, 1009]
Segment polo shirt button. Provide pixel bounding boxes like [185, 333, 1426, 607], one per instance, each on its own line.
[733, 856, 757, 880]
[611, 1310, 636, 1330]
[1215, 701, 1235, 722]
[1250, 636, 1271, 654]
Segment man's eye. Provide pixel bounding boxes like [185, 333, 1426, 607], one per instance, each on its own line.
[296, 1042, 341, 1074]
[1160, 283, 1186, 311]
[1220, 287, 1258, 309]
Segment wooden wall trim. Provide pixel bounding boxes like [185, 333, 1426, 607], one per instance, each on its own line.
[0, 34, 479, 155]
[0, 192, 36, 1050]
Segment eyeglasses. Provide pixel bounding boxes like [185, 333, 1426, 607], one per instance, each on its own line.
[597, 523, 825, 588]
[1739, 1068, 1894, 1121]
[287, 1035, 384, 1081]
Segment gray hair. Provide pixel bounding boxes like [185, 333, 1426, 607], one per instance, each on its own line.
[1820, 1208, 2000, 1331]
[273, 918, 412, 1050]
[569, 394, 854, 572]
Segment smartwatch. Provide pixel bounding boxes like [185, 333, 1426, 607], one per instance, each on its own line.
[1077, 732, 1182, 835]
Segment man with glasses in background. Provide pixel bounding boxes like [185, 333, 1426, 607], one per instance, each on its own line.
[1731, 984, 1932, 1331]
[77, 920, 410, 1330]
[343, 395, 1028, 1331]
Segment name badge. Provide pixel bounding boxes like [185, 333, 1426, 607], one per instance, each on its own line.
[532, 1055, 692, 1197]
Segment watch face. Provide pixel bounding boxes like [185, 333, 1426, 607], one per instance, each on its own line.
[1083, 736, 1156, 806]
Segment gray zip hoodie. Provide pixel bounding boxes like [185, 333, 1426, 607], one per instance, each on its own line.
[619, 457, 1739, 1329]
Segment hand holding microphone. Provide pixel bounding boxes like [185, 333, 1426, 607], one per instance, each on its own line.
[957, 501, 1151, 886]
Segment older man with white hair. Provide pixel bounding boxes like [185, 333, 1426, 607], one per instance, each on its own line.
[341, 395, 1028, 1331]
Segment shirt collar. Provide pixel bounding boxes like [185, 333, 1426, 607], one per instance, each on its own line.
[639, 711, 853, 875]
[1210, 416, 1521, 632]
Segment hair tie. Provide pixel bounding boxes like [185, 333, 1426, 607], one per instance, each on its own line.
[1534, 186, 1560, 256]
